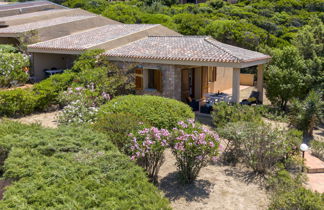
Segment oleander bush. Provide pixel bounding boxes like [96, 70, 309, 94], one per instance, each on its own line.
[0, 88, 38, 117]
[129, 127, 170, 182]
[0, 45, 17, 53]
[170, 119, 220, 183]
[98, 95, 194, 129]
[0, 52, 29, 88]
[58, 86, 110, 125]
[212, 102, 262, 128]
[218, 122, 301, 173]
[0, 121, 170, 209]
[94, 113, 150, 154]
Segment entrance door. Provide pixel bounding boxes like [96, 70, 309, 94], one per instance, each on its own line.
[181, 69, 195, 101]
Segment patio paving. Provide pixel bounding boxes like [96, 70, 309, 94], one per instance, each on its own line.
[304, 151, 324, 193]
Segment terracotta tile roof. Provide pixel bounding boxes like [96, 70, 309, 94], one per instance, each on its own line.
[1, 9, 70, 21]
[0, 15, 95, 34]
[0, 1, 56, 11]
[28, 24, 159, 51]
[105, 36, 270, 63]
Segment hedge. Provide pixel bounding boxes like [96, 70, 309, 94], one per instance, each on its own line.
[0, 72, 75, 117]
[98, 95, 194, 129]
[0, 121, 170, 209]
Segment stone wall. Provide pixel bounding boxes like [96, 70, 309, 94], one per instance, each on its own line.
[116, 62, 182, 101]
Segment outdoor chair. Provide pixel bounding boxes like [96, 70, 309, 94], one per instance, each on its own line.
[186, 96, 199, 111]
[240, 91, 260, 105]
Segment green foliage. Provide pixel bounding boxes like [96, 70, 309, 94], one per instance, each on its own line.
[0, 88, 37, 117]
[98, 95, 194, 129]
[171, 120, 220, 184]
[218, 122, 301, 173]
[211, 102, 262, 128]
[0, 45, 17, 53]
[0, 121, 170, 209]
[94, 113, 150, 154]
[268, 169, 324, 210]
[0, 52, 29, 87]
[290, 90, 324, 136]
[32, 72, 75, 110]
[129, 127, 170, 182]
[254, 105, 289, 122]
[265, 46, 311, 110]
[311, 140, 324, 162]
[72, 49, 134, 98]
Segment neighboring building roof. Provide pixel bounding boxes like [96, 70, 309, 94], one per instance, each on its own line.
[105, 36, 270, 66]
[28, 24, 180, 53]
[1, 8, 70, 21]
[0, 15, 95, 36]
[0, 1, 58, 11]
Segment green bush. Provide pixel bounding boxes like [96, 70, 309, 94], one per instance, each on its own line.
[268, 169, 324, 210]
[98, 95, 194, 129]
[0, 45, 17, 53]
[212, 102, 262, 128]
[0, 52, 29, 88]
[0, 88, 38, 117]
[311, 140, 324, 161]
[94, 113, 150, 154]
[218, 122, 301, 173]
[32, 72, 75, 110]
[0, 121, 170, 209]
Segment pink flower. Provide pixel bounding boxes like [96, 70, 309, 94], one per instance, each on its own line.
[209, 141, 215, 148]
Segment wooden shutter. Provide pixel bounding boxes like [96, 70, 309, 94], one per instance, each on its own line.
[154, 70, 162, 92]
[135, 68, 143, 90]
[201, 67, 208, 97]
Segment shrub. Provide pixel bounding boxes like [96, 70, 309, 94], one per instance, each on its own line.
[290, 90, 324, 137]
[212, 102, 262, 128]
[57, 86, 110, 125]
[94, 113, 150, 154]
[0, 52, 29, 87]
[0, 121, 170, 209]
[57, 100, 99, 125]
[268, 169, 324, 210]
[254, 105, 289, 122]
[311, 140, 324, 161]
[218, 122, 301, 173]
[32, 72, 75, 110]
[0, 45, 17, 53]
[98, 95, 194, 129]
[71, 49, 134, 98]
[170, 119, 220, 183]
[129, 127, 170, 182]
[0, 88, 38, 117]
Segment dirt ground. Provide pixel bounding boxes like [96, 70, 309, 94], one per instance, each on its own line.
[15, 111, 60, 128]
[158, 150, 269, 210]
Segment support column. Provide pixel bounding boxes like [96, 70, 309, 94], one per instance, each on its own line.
[257, 64, 264, 103]
[232, 68, 240, 103]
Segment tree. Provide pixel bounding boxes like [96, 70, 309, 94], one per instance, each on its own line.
[71, 49, 134, 98]
[264, 46, 310, 110]
[290, 90, 324, 137]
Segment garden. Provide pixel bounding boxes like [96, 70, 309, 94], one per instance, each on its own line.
[1, 0, 324, 208]
[0, 44, 323, 208]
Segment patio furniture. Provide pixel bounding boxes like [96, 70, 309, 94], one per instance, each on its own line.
[44, 68, 64, 78]
[240, 91, 260, 105]
[186, 96, 199, 111]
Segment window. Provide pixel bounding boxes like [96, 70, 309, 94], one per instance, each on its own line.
[208, 67, 217, 82]
[147, 69, 162, 92]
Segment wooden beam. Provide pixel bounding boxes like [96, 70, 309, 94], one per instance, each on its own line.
[257, 64, 264, 103]
[232, 68, 240, 103]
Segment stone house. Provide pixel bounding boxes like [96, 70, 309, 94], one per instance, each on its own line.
[0, 1, 270, 104]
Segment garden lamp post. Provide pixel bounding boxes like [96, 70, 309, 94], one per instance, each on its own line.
[300, 143, 309, 172]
